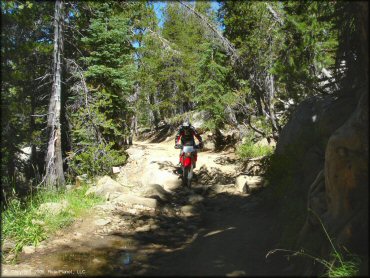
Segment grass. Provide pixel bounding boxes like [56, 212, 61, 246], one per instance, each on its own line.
[266, 209, 362, 277]
[236, 137, 274, 159]
[1, 183, 104, 261]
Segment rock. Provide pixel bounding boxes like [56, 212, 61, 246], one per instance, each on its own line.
[38, 200, 68, 215]
[94, 219, 111, 226]
[138, 184, 170, 202]
[211, 184, 237, 194]
[235, 175, 249, 193]
[235, 175, 265, 193]
[85, 176, 129, 198]
[22, 245, 36, 254]
[180, 205, 195, 216]
[135, 224, 151, 232]
[322, 91, 368, 254]
[5, 253, 16, 262]
[2, 239, 16, 253]
[203, 139, 216, 151]
[92, 258, 102, 264]
[278, 88, 368, 274]
[112, 194, 158, 209]
[188, 194, 204, 204]
[112, 166, 121, 174]
[142, 170, 181, 191]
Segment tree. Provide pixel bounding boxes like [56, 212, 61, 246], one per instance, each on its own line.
[65, 2, 142, 177]
[43, 0, 65, 186]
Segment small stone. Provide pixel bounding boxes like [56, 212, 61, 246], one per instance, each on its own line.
[112, 166, 121, 174]
[2, 239, 16, 253]
[94, 219, 111, 226]
[22, 245, 36, 254]
[135, 224, 151, 232]
[93, 258, 102, 264]
[181, 205, 195, 216]
[188, 194, 204, 204]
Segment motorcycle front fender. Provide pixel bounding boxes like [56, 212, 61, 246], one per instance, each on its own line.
[183, 156, 192, 168]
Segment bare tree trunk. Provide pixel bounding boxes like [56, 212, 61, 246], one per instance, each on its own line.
[44, 0, 65, 187]
[267, 74, 280, 135]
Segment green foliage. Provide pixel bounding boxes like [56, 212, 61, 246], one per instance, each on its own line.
[236, 137, 274, 159]
[67, 142, 126, 177]
[1, 1, 54, 193]
[194, 41, 232, 130]
[78, 2, 136, 144]
[274, 1, 338, 99]
[2, 184, 104, 260]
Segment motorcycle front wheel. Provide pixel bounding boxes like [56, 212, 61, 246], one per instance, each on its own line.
[183, 167, 192, 188]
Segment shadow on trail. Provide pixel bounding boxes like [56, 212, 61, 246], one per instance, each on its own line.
[35, 166, 292, 276]
[72, 186, 291, 276]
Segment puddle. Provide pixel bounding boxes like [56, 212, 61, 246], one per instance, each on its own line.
[35, 236, 140, 276]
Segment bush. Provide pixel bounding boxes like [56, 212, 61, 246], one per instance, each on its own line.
[67, 142, 127, 177]
[236, 137, 274, 159]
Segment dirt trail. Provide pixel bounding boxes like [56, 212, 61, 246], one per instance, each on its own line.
[2, 138, 286, 276]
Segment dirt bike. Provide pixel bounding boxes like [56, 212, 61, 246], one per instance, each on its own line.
[175, 143, 201, 188]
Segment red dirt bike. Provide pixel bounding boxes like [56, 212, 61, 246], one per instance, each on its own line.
[175, 143, 201, 188]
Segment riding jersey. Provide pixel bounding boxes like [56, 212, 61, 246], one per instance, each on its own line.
[175, 125, 202, 146]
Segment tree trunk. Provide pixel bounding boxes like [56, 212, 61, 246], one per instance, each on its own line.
[267, 74, 280, 135]
[149, 92, 160, 129]
[44, 0, 65, 187]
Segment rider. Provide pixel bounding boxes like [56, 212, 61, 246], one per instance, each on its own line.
[175, 120, 203, 168]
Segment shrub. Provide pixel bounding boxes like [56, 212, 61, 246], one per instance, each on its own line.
[236, 138, 274, 159]
[67, 142, 127, 178]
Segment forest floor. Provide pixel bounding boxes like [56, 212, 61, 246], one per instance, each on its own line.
[2, 135, 288, 276]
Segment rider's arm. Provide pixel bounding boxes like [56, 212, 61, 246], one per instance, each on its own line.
[175, 128, 183, 145]
[191, 127, 203, 143]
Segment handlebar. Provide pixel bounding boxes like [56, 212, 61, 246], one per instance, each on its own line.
[174, 144, 203, 149]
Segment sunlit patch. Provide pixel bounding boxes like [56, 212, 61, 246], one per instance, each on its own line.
[203, 227, 236, 237]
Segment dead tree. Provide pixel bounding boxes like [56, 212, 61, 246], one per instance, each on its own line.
[43, 0, 65, 187]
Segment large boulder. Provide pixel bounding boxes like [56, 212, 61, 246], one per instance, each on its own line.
[141, 168, 181, 192]
[276, 95, 357, 156]
[322, 91, 368, 255]
[111, 194, 158, 209]
[137, 184, 171, 202]
[85, 175, 129, 198]
[274, 94, 359, 202]
[290, 89, 368, 275]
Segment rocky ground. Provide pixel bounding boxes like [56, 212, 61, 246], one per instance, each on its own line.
[2, 135, 286, 276]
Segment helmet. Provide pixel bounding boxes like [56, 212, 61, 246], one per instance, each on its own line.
[182, 121, 191, 128]
[182, 120, 191, 135]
